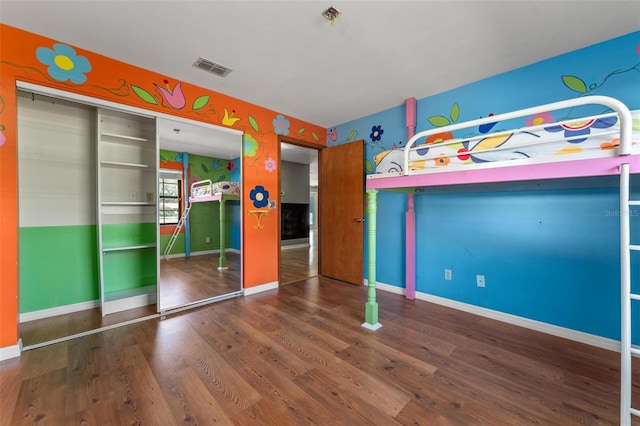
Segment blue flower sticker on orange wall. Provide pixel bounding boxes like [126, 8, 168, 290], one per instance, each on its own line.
[250, 185, 270, 208]
[273, 114, 290, 135]
[36, 43, 92, 84]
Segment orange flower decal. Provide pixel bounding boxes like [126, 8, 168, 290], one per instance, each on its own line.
[434, 154, 450, 167]
[425, 132, 454, 145]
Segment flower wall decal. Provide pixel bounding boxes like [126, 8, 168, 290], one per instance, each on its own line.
[370, 125, 384, 142]
[273, 114, 290, 135]
[153, 80, 186, 109]
[264, 157, 276, 172]
[243, 134, 259, 157]
[36, 43, 91, 84]
[222, 109, 241, 126]
[250, 185, 270, 208]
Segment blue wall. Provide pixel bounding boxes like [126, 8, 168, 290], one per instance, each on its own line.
[331, 31, 640, 343]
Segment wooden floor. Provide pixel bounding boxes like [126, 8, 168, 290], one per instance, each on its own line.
[3, 276, 639, 425]
[280, 245, 318, 285]
[280, 228, 318, 285]
[159, 252, 242, 310]
[19, 305, 158, 348]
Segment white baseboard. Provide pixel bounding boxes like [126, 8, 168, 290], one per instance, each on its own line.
[0, 339, 22, 361]
[164, 248, 241, 259]
[102, 285, 157, 316]
[20, 300, 100, 323]
[244, 281, 278, 296]
[367, 280, 620, 352]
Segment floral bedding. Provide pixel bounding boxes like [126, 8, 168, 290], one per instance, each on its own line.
[191, 181, 240, 197]
[374, 110, 640, 174]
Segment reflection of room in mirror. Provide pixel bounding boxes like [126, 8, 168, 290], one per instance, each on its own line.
[158, 117, 243, 312]
[159, 252, 241, 310]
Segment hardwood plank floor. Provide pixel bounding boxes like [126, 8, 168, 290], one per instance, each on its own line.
[159, 252, 242, 310]
[280, 229, 318, 285]
[3, 277, 639, 425]
[20, 252, 243, 348]
[19, 305, 158, 348]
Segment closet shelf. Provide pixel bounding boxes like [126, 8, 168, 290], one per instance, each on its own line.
[102, 242, 156, 252]
[101, 201, 156, 206]
[101, 160, 151, 169]
[100, 132, 150, 142]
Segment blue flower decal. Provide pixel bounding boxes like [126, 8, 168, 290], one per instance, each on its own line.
[370, 125, 384, 141]
[250, 185, 270, 208]
[545, 116, 617, 144]
[273, 114, 290, 135]
[36, 43, 91, 84]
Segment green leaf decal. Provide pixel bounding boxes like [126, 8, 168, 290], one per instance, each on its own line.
[561, 75, 587, 93]
[131, 85, 158, 105]
[201, 163, 209, 173]
[347, 129, 357, 140]
[428, 115, 451, 127]
[312, 132, 319, 142]
[248, 115, 260, 132]
[450, 103, 460, 122]
[365, 159, 373, 173]
[297, 127, 306, 134]
[217, 175, 227, 182]
[192, 95, 210, 110]
[159, 154, 167, 162]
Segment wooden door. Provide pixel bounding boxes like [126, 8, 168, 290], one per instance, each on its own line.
[319, 140, 364, 285]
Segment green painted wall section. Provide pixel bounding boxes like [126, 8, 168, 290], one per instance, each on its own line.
[101, 222, 155, 247]
[101, 222, 157, 293]
[102, 249, 156, 293]
[190, 202, 232, 252]
[19, 225, 99, 313]
[160, 233, 185, 255]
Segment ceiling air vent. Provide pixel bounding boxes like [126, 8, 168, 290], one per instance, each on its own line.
[193, 57, 233, 77]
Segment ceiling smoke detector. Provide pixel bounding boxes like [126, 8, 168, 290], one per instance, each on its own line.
[193, 57, 233, 77]
[322, 6, 340, 25]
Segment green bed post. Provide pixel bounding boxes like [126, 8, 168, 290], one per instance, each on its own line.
[218, 197, 228, 269]
[362, 189, 382, 330]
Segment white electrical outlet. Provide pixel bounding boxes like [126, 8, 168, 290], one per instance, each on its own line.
[205, 237, 211, 244]
[129, 191, 137, 201]
[476, 275, 485, 287]
[444, 269, 452, 280]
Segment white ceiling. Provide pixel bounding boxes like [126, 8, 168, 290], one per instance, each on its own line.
[2, 0, 638, 183]
[2, 1, 638, 129]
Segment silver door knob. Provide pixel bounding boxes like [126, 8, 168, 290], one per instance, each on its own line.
[354, 217, 365, 223]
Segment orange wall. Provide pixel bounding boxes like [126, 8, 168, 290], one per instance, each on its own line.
[0, 24, 326, 349]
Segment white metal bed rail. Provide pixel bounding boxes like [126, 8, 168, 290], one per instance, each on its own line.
[620, 162, 639, 425]
[403, 95, 633, 175]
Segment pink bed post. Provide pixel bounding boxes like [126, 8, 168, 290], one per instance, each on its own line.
[405, 98, 417, 300]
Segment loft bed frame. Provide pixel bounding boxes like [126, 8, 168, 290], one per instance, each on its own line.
[163, 179, 240, 269]
[363, 95, 639, 424]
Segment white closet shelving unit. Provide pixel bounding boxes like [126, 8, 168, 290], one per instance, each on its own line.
[97, 108, 158, 315]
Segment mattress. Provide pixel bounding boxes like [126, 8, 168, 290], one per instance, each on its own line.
[374, 110, 640, 174]
[191, 180, 241, 198]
